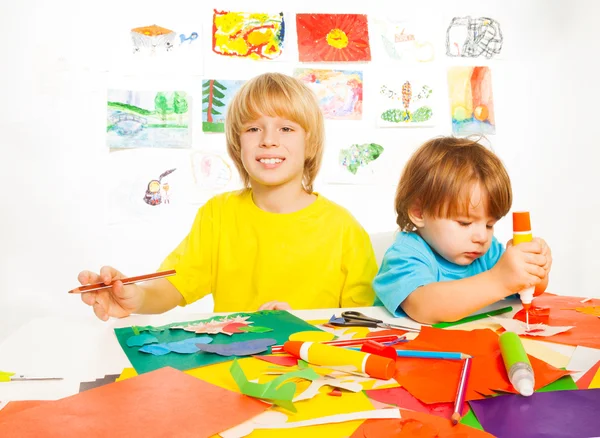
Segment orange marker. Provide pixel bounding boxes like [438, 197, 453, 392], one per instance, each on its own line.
[513, 212, 534, 328]
[283, 341, 396, 380]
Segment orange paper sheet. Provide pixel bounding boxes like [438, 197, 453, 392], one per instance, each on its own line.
[0, 401, 47, 421]
[393, 327, 569, 404]
[577, 360, 600, 389]
[350, 409, 494, 437]
[513, 293, 600, 349]
[0, 367, 268, 437]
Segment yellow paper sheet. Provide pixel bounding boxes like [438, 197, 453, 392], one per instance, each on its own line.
[589, 367, 600, 389]
[289, 331, 336, 342]
[521, 338, 571, 369]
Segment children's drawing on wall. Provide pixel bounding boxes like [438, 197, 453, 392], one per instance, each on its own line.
[202, 80, 245, 133]
[107, 89, 191, 149]
[143, 168, 176, 206]
[131, 25, 177, 54]
[189, 149, 241, 204]
[447, 66, 495, 135]
[340, 143, 384, 174]
[377, 73, 436, 127]
[296, 14, 371, 62]
[446, 17, 503, 58]
[294, 69, 363, 120]
[212, 10, 285, 60]
[372, 19, 435, 63]
[325, 142, 390, 185]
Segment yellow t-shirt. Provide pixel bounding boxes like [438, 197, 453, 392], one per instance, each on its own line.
[159, 189, 376, 312]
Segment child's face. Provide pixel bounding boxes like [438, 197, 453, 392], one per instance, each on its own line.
[239, 115, 307, 191]
[418, 184, 497, 266]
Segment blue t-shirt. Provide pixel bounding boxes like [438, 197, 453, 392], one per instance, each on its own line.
[373, 232, 504, 316]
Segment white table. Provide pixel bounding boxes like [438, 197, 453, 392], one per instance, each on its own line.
[0, 300, 582, 401]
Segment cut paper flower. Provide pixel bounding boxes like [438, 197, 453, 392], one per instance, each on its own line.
[489, 316, 574, 337]
[296, 14, 371, 62]
[196, 338, 277, 356]
[172, 315, 251, 335]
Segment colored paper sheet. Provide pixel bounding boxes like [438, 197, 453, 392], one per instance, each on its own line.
[567, 345, 600, 382]
[222, 322, 250, 334]
[0, 367, 268, 438]
[196, 338, 277, 356]
[520, 338, 571, 369]
[590, 367, 600, 389]
[364, 386, 466, 419]
[469, 389, 600, 438]
[289, 331, 335, 342]
[293, 377, 362, 402]
[79, 374, 120, 392]
[350, 409, 494, 437]
[513, 293, 600, 349]
[574, 305, 600, 316]
[253, 355, 298, 367]
[490, 316, 573, 337]
[393, 327, 569, 404]
[0, 401, 47, 420]
[172, 315, 251, 335]
[577, 360, 600, 389]
[114, 310, 323, 374]
[238, 326, 273, 333]
[460, 408, 484, 430]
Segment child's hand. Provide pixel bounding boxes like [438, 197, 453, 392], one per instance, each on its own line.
[258, 301, 292, 311]
[78, 266, 144, 321]
[491, 241, 547, 295]
[534, 237, 552, 277]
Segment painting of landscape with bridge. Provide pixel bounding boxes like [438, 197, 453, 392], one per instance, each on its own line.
[107, 89, 191, 149]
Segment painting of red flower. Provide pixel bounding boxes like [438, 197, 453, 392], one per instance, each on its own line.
[296, 14, 371, 62]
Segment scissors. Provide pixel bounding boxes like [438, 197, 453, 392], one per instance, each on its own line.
[331, 311, 421, 333]
[0, 371, 63, 382]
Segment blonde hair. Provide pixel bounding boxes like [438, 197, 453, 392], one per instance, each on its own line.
[395, 136, 512, 231]
[225, 73, 325, 193]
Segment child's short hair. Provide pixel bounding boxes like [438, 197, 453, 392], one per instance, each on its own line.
[225, 73, 325, 193]
[395, 136, 512, 231]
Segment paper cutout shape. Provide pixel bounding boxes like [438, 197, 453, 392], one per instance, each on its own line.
[139, 336, 212, 355]
[513, 294, 600, 349]
[126, 334, 158, 347]
[294, 68, 363, 120]
[293, 377, 362, 402]
[139, 344, 171, 355]
[238, 326, 273, 333]
[212, 10, 285, 60]
[230, 359, 320, 412]
[590, 366, 600, 389]
[364, 386, 466, 420]
[252, 355, 298, 367]
[469, 389, 600, 438]
[350, 409, 494, 438]
[489, 316, 574, 337]
[296, 14, 371, 62]
[172, 315, 251, 335]
[329, 388, 342, 396]
[447, 66, 495, 136]
[223, 322, 250, 334]
[393, 327, 569, 404]
[196, 339, 277, 356]
[107, 90, 191, 149]
[115, 310, 324, 374]
[573, 306, 600, 316]
[288, 331, 336, 342]
[577, 360, 600, 389]
[0, 367, 268, 438]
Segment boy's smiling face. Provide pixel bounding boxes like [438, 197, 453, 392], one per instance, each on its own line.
[239, 115, 307, 190]
[412, 183, 498, 266]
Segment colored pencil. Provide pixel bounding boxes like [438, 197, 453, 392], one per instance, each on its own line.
[432, 306, 513, 329]
[451, 357, 472, 425]
[347, 348, 470, 360]
[68, 269, 176, 294]
[270, 334, 402, 354]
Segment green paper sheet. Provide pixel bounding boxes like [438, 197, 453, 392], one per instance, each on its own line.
[114, 310, 323, 374]
[460, 409, 484, 430]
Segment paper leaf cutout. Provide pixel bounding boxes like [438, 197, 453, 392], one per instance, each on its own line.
[237, 326, 273, 333]
[252, 355, 298, 367]
[139, 344, 171, 356]
[196, 338, 277, 357]
[490, 316, 574, 336]
[222, 322, 250, 334]
[126, 334, 158, 347]
[229, 359, 320, 412]
[172, 315, 251, 335]
[293, 377, 362, 401]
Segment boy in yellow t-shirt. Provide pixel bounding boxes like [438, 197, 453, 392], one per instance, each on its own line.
[77, 73, 377, 320]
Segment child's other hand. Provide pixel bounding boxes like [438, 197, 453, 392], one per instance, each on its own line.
[78, 266, 144, 321]
[258, 301, 292, 311]
[492, 241, 547, 295]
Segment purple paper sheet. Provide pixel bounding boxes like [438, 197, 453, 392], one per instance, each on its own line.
[469, 389, 600, 438]
[196, 338, 277, 356]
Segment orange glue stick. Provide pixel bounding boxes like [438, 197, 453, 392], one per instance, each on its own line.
[283, 340, 396, 380]
[513, 211, 535, 310]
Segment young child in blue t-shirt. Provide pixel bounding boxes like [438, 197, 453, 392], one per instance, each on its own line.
[374, 136, 552, 324]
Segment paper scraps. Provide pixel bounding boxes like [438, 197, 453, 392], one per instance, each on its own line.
[196, 339, 277, 357]
[172, 315, 251, 335]
[139, 336, 212, 356]
[230, 359, 320, 412]
[513, 293, 600, 349]
[293, 377, 363, 402]
[238, 326, 273, 333]
[489, 316, 574, 337]
[126, 333, 158, 347]
[252, 355, 298, 367]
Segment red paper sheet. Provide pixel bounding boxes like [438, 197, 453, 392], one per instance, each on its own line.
[350, 409, 494, 437]
[0, 367, 267, 438]
[393, 327, 569, 404]
[513, 293, 600, 349]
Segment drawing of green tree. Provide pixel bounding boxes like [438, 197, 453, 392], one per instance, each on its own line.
[154, 92, 170, 122]
[202, 80, 226, 130]
[173, 92, 189, 125]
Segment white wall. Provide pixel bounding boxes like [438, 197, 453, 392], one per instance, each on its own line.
[1, 0, 599, 338]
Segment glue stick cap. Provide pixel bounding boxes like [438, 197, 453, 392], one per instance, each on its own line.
[364, 353, 396, 380]
[513, 212, 531, 232]
[512, 367, 535, 396]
